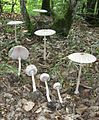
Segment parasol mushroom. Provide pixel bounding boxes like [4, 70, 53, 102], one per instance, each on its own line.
[9, 45, 29, 76]
[25, 65, 37, 92]
[34, 29, 56, 60]
[40, 73, 51, 102]
[68, 53, 96, 94]
[33, 9, 47, 13]
[53, 82, 63, 103]
[7, 21, 23, 43]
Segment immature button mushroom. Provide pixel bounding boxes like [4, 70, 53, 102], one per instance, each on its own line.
[68, 53, 96, 94]
[53, 82, 63, 103]
[40, 73, 51, 102]
[9, 45, 29, 76]
[25, 65, 37, 92]
[34, 29, 56, 60]
[7, 21, 23, 43]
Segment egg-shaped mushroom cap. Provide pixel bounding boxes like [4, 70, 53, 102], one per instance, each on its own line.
[68, 53, 96, 64]
[53, 82, 62, 90]
[34, 29, 56, 36]
[33, 9, 47, 13]
[40, 73, 50, 82]
[9, 45, 29, 60]
[7, 21, 23, 25]
[25, 65, 37, 76]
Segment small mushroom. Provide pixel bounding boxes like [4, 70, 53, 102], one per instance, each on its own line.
[25, 65, 37, 92]
[53, 82, 63, 103]
[68, 53, 96, 94]
[9, 45, 29, 76]
[7, 21, 23, 43]
[33, 9, 47, 13]
[40, 73, 51, 102]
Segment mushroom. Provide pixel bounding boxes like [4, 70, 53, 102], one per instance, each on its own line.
[33, 9, 47, 13]
[9, 45, 29, 76]
[25, 65, 37, 92]
[40, 73, 51, 102]
[7, 21, 23, 43]
[34, 29, 56, 60]
[53, 82, 63, 103]
[68, 53, 96, 94]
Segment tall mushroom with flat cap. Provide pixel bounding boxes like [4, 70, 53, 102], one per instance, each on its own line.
[9, 45, 29, 76]
[7, 21, 23, 43]
[40, 73, 51, 102]
[34, 29, 56, 60]
[68, 53, 96, 94]
[53, 82, 63, 103]
[33, 9, 47, 13]
[25, 65, 37, 92]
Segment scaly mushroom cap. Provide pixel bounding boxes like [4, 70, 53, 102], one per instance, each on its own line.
[7, 21, 23, 25]
[34, 29, 56, 36]
[68, 53, 96, 64]
[25, 65, 37, 76]
[53, 82, 62, 90]
[40, 73, 50, 82]
[9, 45, 29, 60]
[33, 9, 47, 13]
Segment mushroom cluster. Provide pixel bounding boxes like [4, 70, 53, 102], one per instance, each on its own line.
[7, 13, 97, 105]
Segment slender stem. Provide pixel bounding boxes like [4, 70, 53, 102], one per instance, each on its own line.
[15, 25, 17, 43]
[43, 36, 47, 61]
[45, 81, 51, 102]
[31, 72, 36, 92]
[57, 88, 63, 103]
[18, 57, 21, 76]
[74, 64, 82, 94]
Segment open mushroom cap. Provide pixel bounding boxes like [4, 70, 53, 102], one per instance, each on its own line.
[34, 29, 56, 36]
[68, 53, 96, 64]
[33, 9, 47, 13]
[7, 21, 23, 25]
[9, 45, 29, 60]
[25, 65, 37, 76]
[53, 82, 62, 90]
[40, 73, 50, 82]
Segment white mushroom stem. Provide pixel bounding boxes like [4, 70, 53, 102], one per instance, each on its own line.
[31, 72, 36, 92]
[15, 25, 17, 43]
[43, 36, 47, 61]
[45, 80, 51, 102]
[74, 64, 82, 94]
[56, 88, 63, 103]
[18, 57, 21, 76]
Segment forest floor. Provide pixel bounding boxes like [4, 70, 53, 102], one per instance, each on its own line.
[0, 13, 99, 120]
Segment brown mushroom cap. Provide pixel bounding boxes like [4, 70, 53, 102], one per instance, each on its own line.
[9, 45, 29, 60]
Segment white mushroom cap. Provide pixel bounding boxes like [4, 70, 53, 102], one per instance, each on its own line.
[40, 73, 50, 82]
[68, 53, 96, 64]
[25, 65, 37, 76]
[9, 45, 29, 60]
[53, 82, 62, 90]
[7, 21, 23, 25]
[34, 29, 56, 36]
[33, 9, 47, 13]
